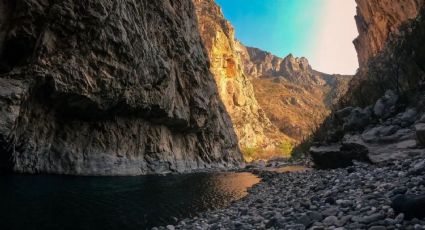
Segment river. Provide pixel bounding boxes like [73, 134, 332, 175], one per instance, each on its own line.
[0, 172, 260, 230]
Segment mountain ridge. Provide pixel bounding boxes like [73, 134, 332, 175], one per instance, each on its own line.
[237, 42, 352, 141]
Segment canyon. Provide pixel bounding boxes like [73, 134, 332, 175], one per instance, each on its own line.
[0, 0, 422, 175]
[1, 0, 425, 229]
[0, 0, 366, 173]
[194, 0, 351, 160]
[240, 48, 352, 142]
[164, 1, 425, 229]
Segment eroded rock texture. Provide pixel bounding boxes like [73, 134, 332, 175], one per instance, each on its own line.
[239, 47, 352, 142]
[193, 0, 288, 151]
[354, 0, 425, 69]
[0, 0, 242, 175]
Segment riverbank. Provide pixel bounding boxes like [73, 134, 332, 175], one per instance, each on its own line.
[157, 156, 425, 230]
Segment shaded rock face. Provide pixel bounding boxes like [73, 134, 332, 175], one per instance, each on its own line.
[238, 47, 352, 141]
[193, 0, 288, 151]
[354, 0, 424, 69]
[0, 0, 242, 175]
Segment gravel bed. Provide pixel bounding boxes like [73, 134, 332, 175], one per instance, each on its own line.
[156, 156, 425, 230]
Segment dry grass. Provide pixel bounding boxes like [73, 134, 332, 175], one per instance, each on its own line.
[251, 77, 331, 142]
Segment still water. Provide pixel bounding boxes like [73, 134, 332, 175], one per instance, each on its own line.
[267, 165, 310, 173]
[0, 172, 260, 230]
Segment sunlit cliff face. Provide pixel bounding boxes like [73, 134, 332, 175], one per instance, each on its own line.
[194, 0, 291, 160]
[224, 58, 237, 78]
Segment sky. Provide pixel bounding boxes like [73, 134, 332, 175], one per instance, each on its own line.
[215, 0, 359, 75]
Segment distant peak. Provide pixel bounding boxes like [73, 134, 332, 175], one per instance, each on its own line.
[282, 54, 312, 73]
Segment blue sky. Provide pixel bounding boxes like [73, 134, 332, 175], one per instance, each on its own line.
[215, 0, 359, 75]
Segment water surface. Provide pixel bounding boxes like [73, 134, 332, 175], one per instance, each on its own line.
[0, 172, 260, 230]
[268, 165, 310, 173]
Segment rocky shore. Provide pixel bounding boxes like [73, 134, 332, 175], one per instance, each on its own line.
[156, 157, 425, 230]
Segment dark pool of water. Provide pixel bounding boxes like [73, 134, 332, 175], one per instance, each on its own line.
[0, 172, 260, 230]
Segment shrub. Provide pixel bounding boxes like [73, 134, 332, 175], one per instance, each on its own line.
[241, 146, 259, 162]
[278, 141, 293, 158]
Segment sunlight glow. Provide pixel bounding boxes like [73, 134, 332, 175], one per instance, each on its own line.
[313, 0, 359, 74]
[215, 0, 359, 75]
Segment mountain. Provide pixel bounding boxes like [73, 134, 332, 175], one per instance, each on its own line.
[238, 46, 352, 142]
[193, 0, 292, 160]
[0, 0, 242, 175]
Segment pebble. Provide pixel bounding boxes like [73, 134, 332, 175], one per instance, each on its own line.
[155, 157, 425, 230]
[368, 226, 386, 230]
[323, 216, 338, 226]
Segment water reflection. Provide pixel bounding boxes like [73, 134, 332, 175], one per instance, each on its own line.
[0, 172, 260, 230]
[267, 165, 310, 173]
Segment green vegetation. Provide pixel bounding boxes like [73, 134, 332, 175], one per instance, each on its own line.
[241, 141, 294, 162]
[241, 146, 259, 162]
[278, 141, 293, 158]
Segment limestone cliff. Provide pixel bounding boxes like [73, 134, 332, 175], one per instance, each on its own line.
[193, 0, 290, 157]
[354, 0, 424, 69]
[0, 0, 242, 175]
[239, 47, 352, 141]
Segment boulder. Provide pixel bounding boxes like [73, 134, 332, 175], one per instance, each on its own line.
[391, 194, 425, 219]
[361, 125, 400, 143]
[373, 90, 399, 119]
[245, 160, 266, 169]
[415, 123, 425, 146]
[310, 143, 370, 169]
[342, 107, 372, 132]
[407, 160, 425, 175]
[335, 107, 354, 120]
[344, 128, 421, 163]
[399, 108, 417, 126]
[418, 113, 425, 123]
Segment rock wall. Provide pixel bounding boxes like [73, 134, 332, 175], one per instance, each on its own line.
[193, 0, 288, 152]
[238, 47, 352, 141]
[354, 0, 424, 69]
[312, 1, 425, 167]
[0, 0, 242, 175]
